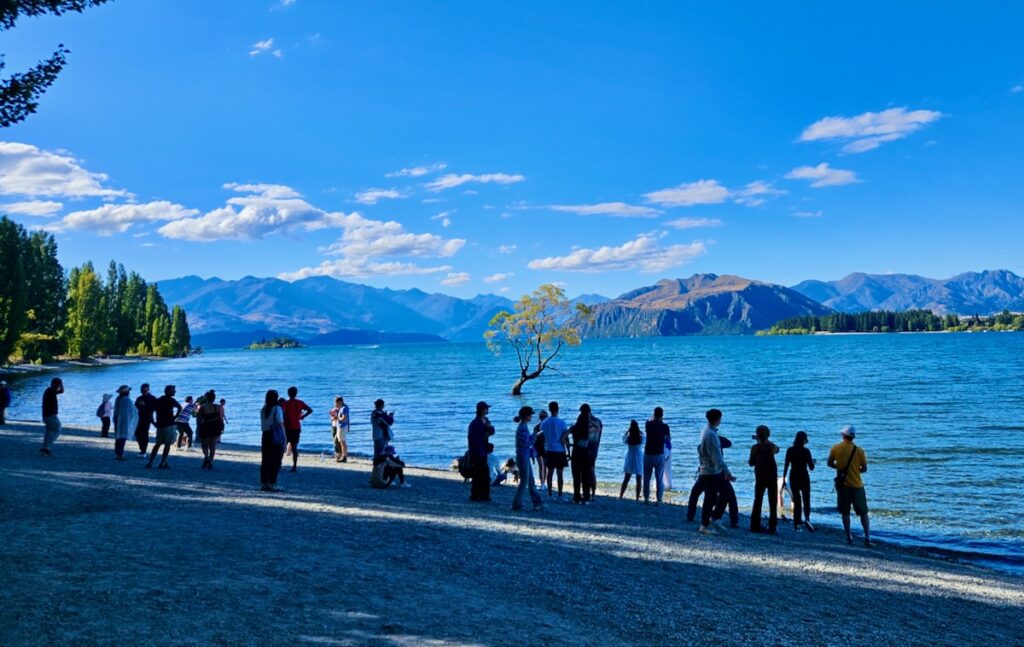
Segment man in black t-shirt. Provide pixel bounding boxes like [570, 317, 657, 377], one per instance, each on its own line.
[147, 385, 181, 470]
[39, 377, 63, 455]
[643, 407, 671, 504]
[134, 383, 158, 456]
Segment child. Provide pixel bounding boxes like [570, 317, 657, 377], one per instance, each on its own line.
[748, 425, 780, 533]
[501, 457, 519, 484]
[370, 446, 409, 488]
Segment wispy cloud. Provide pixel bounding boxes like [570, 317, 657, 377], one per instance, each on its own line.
[249, 38, 275, 56]
[1, 200, 62, 217]
[498, 244, 517, 254]
[784, 163, 859, 188]
[431, 210, 453, 227]
[54, 201, 199, 235]
[643, 179, 729, 207]
[426, 172, 525, 192]
[440, 272, 471, 287]
[0, 141, 130, 199]
[548, 202, 660, 218]
[1011, 85, 1023, 94]
[793, 210, 824, 218]
[386, 163, 447, 178]
[665, 217, 722, 229]
[279, 259, 452, 281]
[483, 272, 514, 283]
[527, 235, 706, 273]
[799, 107, 942, 153]
[354, 187, 403, 205]
[732, 181, 786, 207]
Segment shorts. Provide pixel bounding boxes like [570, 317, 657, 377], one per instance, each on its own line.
[545, 450, 568, 469]
[837, 486, 869, 516]
[156, 425, 178, 446]
[286, 428, 301, 448]
[334, 426, 348, 441]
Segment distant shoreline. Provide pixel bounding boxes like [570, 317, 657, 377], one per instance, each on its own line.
[0, 355, 171, 379]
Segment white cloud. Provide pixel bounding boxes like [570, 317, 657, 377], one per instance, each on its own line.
[499, 286, 510, 293]
[665, 217, 722, 229]
[386, 163, 447, 178]
[440, 272, 471, 287]
[321, 212, 465, 258]
[498, 244, 517, 254]
[784, 163, 859, 188]
[279, 259, 452, 281]
[0, 141, 129, 199]
[643, 179, 729, 207]
[249, 38, 274, 56]
[527, 235, 706, 273]
[733, 181, 785, 207]
[354, 187, 403, 205]
[158, 183, 336, 241]
[426, 172, 525, 192]
[272, 49, 283, 59]
[483, 272, 514, 283]
[55, 201, 199, 235]
[793, 210, 824, 218]
[1, 200, 62, 216]
[799, 107, 943, 153]
[548, 202, 660, 218]
[431, 210, 453, 227]
[1011, 85, 1023, 94]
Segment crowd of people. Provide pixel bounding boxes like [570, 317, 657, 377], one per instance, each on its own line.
[11, 378, 874, 546]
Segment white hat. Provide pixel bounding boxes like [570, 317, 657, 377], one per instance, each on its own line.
[840, 425, 856, 439]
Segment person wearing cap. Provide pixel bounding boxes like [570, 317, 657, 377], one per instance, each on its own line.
[0, 379, 12, 425]
[39, 377, 63, 455]
[783, 431, 816, 531]
[828, 425, 872, 546]
[467, 401, 495, 502]
[512, 405, 544, 511]
[97, 393, 113, 437]
[371, 398, 395, 459]
[748, 425, 780, 534]
[112, 385, 137, 460]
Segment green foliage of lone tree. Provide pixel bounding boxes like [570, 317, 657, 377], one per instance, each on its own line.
[485, 284, 594, 396]
[0, 0, 112, 127]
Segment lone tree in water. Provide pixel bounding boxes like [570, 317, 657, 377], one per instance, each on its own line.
[485, 284, 593, 396]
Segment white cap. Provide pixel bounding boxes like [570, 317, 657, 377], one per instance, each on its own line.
[840, 425, 856, 439]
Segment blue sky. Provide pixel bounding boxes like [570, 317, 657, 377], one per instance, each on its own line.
[2, 1, 1022, 298]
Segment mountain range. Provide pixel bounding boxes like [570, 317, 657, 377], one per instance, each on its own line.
[157, 269, 1024, 347]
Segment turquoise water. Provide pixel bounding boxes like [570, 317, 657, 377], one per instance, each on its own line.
[5, 333, 1024, 566]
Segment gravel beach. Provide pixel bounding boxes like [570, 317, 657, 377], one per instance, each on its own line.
[1, 421, 1021, 646]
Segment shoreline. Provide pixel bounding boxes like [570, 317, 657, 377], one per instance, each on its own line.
[1, 421, 1021, 644]
[0, 355, 171, 379]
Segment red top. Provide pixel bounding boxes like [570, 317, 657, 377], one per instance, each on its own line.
[282, 398, 309, 431]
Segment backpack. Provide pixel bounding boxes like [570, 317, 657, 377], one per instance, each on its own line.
[96, 403, 105, 418]
[457, 451, 473, 479]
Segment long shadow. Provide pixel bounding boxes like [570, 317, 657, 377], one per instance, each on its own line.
[1, 424, 1022, 646]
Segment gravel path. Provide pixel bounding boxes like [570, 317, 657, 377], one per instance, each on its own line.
[1, 422, 1021, 646]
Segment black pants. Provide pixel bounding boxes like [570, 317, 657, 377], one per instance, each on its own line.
[135, 421, 151, 452]
[260, 433, 284, 486]
[687, 477, 738, 525]
[571, 450, 590, 502]
[587, 444, 599, 498]
[695, 473, 723, 526]
[470, 457, 490, 501]
[791, 475, 811, 526]
[100, 416, 111, 437]
[752, 477, 778, 531]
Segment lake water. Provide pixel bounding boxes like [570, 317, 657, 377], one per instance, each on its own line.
[5, 333, 1024, 569]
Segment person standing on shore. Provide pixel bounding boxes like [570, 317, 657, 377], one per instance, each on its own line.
[620, 420, 644, 500]
[642, 408, 670, 504]
[748, 425, 780, 534]
[569, 408, 591, 504]
[134, 383, 157, 457]
[96, 393, 113, 438]
[580, 404, 603, 501]
[542, 401, 569, 499]
[828, 426, 872, 546]
[38, 377, 63, 456]
[467, 401, 494, 502]
[329, 396, 350, 463]
[0, 380, 10, 425]
[687, 433, 740, 527]
[783, 431, 815, 531]
[511, 406, 544, 511]
[147, 385, 181, 470]
[281, 386, 312, 473]
[197, 390, 224, 470]
[531, 410, 547, 487]
[112, 384, 135, 460]
[175, 395, 196, 449]
[697, 408, 730, 535]
[260, 389, 286, 492]
[371, 399, 394, 458]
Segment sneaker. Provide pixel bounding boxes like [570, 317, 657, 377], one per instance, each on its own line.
[863, 539, 875, 548]
[846, 534, 853, 545]
[795, 525, 804, 532]
[711, 520, 727, 532]
[804, 522, 815, 533]
[399, 482, 411, 488]
[699, 524, 718, 536]
[270, 485, 283, 492]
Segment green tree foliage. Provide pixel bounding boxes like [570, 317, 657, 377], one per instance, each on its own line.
[0, 0, 111, 127]
[0, 217, 28, 361]
[22, 229, 65, 333]
[169, 305, 190, 355]
[485, 284, 594, 395]
[64, 262, 104, 359]
[761, 309, 1024, 335]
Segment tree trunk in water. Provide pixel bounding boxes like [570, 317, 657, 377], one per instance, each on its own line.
[511, 376, 528, 396]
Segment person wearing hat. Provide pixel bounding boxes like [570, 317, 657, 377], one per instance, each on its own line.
[0, 380, 11, 425]
[512, 405, 543, 511]
[828, 426, 872, 546]
[112, 385, 136, 460]
[97, 393, 114, 438]
[783, 431, 816, 532]
[748, 425, 780, 534]
[370, 398, 395, 459]
[467, 401, 495, 502]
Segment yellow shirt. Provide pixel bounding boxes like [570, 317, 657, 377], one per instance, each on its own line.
[828, 441, 867, 488]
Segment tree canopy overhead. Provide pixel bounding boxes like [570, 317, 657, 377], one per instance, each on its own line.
[485, 284, 593, 396]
